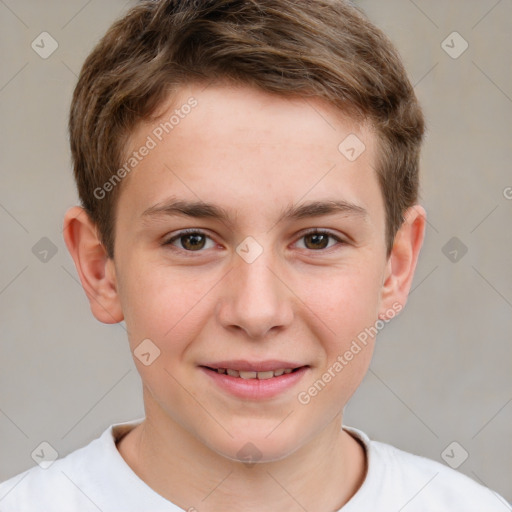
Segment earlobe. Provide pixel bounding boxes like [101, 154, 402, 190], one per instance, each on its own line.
[379, 205, 426, 318]
[63, 206, 124, 324]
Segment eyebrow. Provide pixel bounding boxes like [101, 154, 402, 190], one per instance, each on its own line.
[141, 198, 368, 227]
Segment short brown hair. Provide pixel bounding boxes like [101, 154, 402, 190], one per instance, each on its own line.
[69, 0, 424, 259]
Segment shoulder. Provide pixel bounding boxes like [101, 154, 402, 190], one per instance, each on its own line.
[0, 417, 170, 512]
[0, 433, 107, 512]
[373, 439, 505, 505]
[342, 426, 510, 512]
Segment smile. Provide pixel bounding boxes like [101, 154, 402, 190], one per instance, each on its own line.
[210, 368, 294, 379]
[199, 362, 309, 400]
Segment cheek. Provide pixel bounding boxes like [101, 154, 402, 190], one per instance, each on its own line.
[119, 267, 213, 400]
[296, 277, 378, 412]
[118, 261, 212, 351]
[299, 267, 383, 345]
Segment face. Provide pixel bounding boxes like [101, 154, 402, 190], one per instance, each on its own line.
[111, 83, 396, 462]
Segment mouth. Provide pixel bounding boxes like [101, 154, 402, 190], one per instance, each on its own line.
[199, 361, 309, 399]
[204, 366, 299, 380]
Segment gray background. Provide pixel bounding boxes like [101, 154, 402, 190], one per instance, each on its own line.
[1, 0, 511, 505]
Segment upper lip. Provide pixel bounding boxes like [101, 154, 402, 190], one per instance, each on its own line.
[200, 360, 307, 372]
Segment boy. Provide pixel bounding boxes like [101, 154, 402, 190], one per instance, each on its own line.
[0, 0, 509, 510]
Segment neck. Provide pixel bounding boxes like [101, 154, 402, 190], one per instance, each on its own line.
[117, 397, 366, 511]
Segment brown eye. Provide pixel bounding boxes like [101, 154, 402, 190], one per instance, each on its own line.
[164, 230, 215, 252]
[180, 233, 206, 251]
[296, 230, 343, 251]
[304, 233, 330, 250]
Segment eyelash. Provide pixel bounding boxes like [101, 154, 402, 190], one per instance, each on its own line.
[162, 228, 346, 254]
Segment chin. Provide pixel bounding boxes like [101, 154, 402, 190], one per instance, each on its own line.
[200, 423, 308, 465]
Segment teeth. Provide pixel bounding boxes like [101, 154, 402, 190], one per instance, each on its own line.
[239, 370, 257, 379]
[257, 371, 274, 380]
[217, 368, 296, 379]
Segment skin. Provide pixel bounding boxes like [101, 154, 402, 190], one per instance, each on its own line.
[64, 83, 426, 511]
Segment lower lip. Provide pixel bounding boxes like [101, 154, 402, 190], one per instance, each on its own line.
[200, 366, 309, 400]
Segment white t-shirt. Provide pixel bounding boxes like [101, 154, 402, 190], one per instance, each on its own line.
[0, 417, 509, 512]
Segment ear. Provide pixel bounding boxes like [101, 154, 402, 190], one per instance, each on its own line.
[378, 205, 426, 318]
[63, 206, 123, 324]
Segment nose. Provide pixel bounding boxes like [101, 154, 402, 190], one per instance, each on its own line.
[215, 249, 294, 340]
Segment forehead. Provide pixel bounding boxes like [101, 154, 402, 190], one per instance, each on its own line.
[119, 83, 384, 229]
